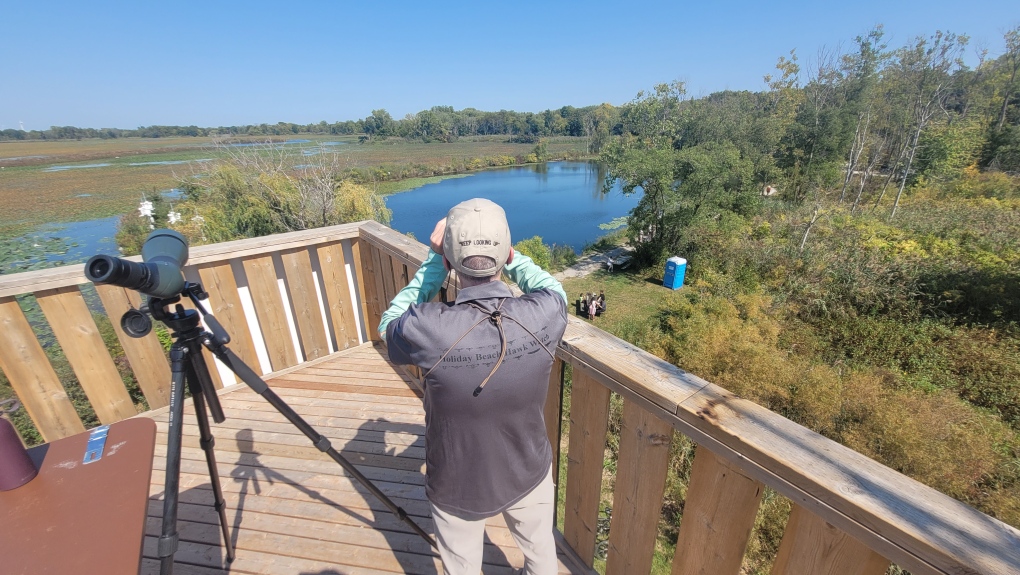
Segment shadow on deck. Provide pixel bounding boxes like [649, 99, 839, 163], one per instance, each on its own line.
[139, 343, 590, 575]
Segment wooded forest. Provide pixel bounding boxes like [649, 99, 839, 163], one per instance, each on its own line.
[589, 26, 1020, 566]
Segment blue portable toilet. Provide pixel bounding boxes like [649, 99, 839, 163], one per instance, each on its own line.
[663, 257, 687, 290]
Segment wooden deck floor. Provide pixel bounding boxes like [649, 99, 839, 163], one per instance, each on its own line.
[139, 343, 589, 575]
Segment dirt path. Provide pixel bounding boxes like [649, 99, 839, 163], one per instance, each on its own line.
[553, 245, 634, 281]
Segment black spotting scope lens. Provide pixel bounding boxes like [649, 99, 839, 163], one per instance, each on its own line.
[86, 254, 151, 288]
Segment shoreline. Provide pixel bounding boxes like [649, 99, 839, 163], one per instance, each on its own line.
[553, 244, 634, 281]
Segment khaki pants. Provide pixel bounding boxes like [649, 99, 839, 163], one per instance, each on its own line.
[430, 466, 557, 575]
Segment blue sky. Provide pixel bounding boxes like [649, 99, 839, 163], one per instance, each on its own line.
[2, 1, 1017, 130]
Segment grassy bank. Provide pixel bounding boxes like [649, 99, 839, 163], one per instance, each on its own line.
[372, 173, 471, 196]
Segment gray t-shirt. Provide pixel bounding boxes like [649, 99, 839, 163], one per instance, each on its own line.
[386, 281, 567, 519]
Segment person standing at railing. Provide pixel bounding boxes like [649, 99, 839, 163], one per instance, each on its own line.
[378, 198, 568, 575]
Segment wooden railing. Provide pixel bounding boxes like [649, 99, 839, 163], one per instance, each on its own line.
[0, 223, 368, 442]
[2, 221, 1019, 574]
[360, 222, 1020, 575]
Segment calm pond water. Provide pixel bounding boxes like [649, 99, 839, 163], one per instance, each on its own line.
[387, 162, 639, 252]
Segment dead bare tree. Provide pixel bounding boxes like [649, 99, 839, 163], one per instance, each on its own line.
[871, 130, 909, 211]
[799, 205, 823, 254]
[840, 108, 872, 203]
[851, 131, 888, 214]
[888, 31, 967, 221]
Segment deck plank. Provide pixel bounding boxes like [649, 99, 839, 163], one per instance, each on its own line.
[140, 342, 589, 575]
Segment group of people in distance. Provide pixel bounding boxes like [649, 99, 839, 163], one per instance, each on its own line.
[578, 291, 606, 320]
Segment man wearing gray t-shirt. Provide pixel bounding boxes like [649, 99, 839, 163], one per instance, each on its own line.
[379, 198, 568, 575]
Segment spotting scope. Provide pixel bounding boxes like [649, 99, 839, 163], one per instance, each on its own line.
[85, 229, 189, 298]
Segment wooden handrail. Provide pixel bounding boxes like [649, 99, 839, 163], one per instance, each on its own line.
[559, 319, 1020, 574]
[0, 222, 363, 298]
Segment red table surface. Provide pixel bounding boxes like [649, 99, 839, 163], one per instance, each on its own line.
[0, 417, 156, 575]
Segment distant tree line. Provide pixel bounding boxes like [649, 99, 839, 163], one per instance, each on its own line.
[0, 104, 619, 149]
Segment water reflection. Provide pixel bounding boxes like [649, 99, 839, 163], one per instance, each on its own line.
[42, 163, 112, 172]
[127, 159, 212, 166]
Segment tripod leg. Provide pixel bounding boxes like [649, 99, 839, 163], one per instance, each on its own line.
[159, 345, 188, 575]
[207, 342, 438, 549]
[186, 352, 236, 563]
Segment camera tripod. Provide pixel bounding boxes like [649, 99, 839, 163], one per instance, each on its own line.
[143, 283, 436, 575]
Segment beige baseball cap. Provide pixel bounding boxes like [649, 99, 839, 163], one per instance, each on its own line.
[443, 198, 512, 278]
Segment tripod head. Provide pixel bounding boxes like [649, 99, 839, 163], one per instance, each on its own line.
[118, 281, 231, 348]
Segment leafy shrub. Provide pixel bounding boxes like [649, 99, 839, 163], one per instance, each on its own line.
[149, 163, 390, 248]
[550, 244, 578, 270]
[945, 328, 1020, 429]
[644, 269, 1018, 512]
[513, 236, 552, 270]
[948, 165, 1020, 199]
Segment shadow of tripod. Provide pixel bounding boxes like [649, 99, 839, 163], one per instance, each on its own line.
[229, 428, 383, 566]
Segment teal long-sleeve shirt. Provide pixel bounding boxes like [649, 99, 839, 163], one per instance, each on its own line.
[378, 250, 567, 340]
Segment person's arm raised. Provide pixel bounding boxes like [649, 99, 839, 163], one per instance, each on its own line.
[378, 219, 449, 341]
[503, 251, 568, 305]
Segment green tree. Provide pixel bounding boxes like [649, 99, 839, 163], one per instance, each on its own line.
[995, 26, 1020, 131]
[914, 117, 985, 182]
[408, 109, 454, 143]
[583, 103, 620, 154]
[363, 109, 395, 140]
[619, 81, 687, 147]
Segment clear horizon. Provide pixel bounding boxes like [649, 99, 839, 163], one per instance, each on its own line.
[2, 0, 1018, 131]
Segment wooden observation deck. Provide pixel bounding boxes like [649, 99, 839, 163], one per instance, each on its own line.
[1, 221, 1018, 574]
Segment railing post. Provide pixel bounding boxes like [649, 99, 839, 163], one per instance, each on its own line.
[377, 250, 397, 305]
[350, 237, 379, 342]
[545, 358, 565, 487]
[195, 261, 260, 379]
[316, 241, 360, 350]
[280, 248, 330, 361]
[671, 447, 764, 575]
[241, 255, 300, 370]
[562, 370, 611, 567]
[354, 240, 384, 341]
[35, 286, 136, 424]
[0, 296, 84, 440]
[390, 257, 408, 296]
[771, 504, 890, 575]
[605, 398, 674, 575]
